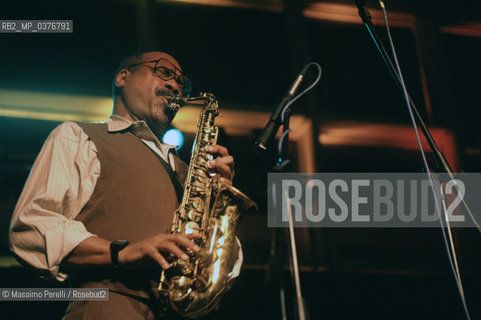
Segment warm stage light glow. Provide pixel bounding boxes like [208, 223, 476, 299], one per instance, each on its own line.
[304, 2, 415, 28]
[441, 22, 481, 38]
[157, 0, 282, 12]
[0, 88, 112, 122]
[319, 121, 460, 170]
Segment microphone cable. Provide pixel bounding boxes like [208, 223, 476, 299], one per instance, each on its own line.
[277, 63, 322, 161]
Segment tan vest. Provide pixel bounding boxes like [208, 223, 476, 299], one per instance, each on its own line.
[75, 122, 187, 241]
[64, 122, 188, 320]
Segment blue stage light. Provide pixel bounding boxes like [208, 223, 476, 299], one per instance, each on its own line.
[163, 128, 184, 150]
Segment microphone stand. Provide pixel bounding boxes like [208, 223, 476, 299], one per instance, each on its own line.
[267, 104, 310, 320]
[359, 3, 481, 231]
[356, 3, 476, 318]
[355, 0, 455, 178]
[262, 62, 320, 320]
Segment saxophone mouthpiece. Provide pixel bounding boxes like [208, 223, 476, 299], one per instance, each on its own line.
[165, 96, 185, 120]
[168, 96, 187, 108]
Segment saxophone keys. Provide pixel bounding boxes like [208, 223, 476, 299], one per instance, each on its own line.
[176, 276, 193, 287]
[194, 169, 208, 180]
[192, 197, 204, 211]
[185, 221, 201, 234]
[177, 261, 195, 275]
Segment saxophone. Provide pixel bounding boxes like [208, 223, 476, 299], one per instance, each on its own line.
[159, 93, 257, 318]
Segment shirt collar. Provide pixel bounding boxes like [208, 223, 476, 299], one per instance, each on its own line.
[106, 115, 178, 151]
[106, 114, 141, 132]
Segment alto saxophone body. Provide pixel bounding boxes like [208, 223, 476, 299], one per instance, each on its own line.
[159, 93, 257, 317]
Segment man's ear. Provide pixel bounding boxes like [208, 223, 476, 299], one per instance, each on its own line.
[115, 69, 129, 89]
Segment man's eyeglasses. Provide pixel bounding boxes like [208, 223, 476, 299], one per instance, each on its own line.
[127, 58, 192, 97]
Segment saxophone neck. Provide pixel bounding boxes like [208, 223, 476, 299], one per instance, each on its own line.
[166, 93, 217, 119]
[168, 93, 216, 108]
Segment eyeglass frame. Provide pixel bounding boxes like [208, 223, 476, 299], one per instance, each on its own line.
[126, 58, 192, 97]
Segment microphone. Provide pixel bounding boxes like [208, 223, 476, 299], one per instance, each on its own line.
[354, 0, 372, 23]
[253, 64, 309, 152]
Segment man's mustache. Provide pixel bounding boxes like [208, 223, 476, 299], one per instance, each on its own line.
[155, 89, 174, 97]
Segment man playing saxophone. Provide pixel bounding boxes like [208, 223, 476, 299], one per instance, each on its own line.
[9, 51, 242, 319]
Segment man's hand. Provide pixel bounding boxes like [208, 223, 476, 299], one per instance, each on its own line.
[62, 233, 200, 271]
[119, 233, 200, 269]
[205, 144, 235, 184]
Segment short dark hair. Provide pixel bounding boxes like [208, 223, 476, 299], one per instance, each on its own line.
[111, 52, 146, 99]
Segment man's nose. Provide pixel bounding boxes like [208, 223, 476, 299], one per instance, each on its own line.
[165, 78, 180, 96]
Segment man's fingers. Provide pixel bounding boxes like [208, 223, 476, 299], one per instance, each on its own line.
[147, 249, 171, 269]
[213, 175, 232, 185]
[208, 156, 234, 180]
[185, 233, 200, 239]
[122, 233, 202, 268]
[206, 144, 229, 157]
[210, 160, 232, 179]
[205, 144, 235, 181]
[168, 234, 201, 252]
[159, 241, 191, 261]
[208, 155, 234, 169]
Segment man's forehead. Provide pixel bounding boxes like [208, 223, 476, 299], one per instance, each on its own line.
[140, 52, 182, 70]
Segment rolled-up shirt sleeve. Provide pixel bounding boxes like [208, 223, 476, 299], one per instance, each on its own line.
[9, 122, 98, 280]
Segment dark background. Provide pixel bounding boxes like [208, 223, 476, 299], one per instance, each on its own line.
[2, 0, 481, 319]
